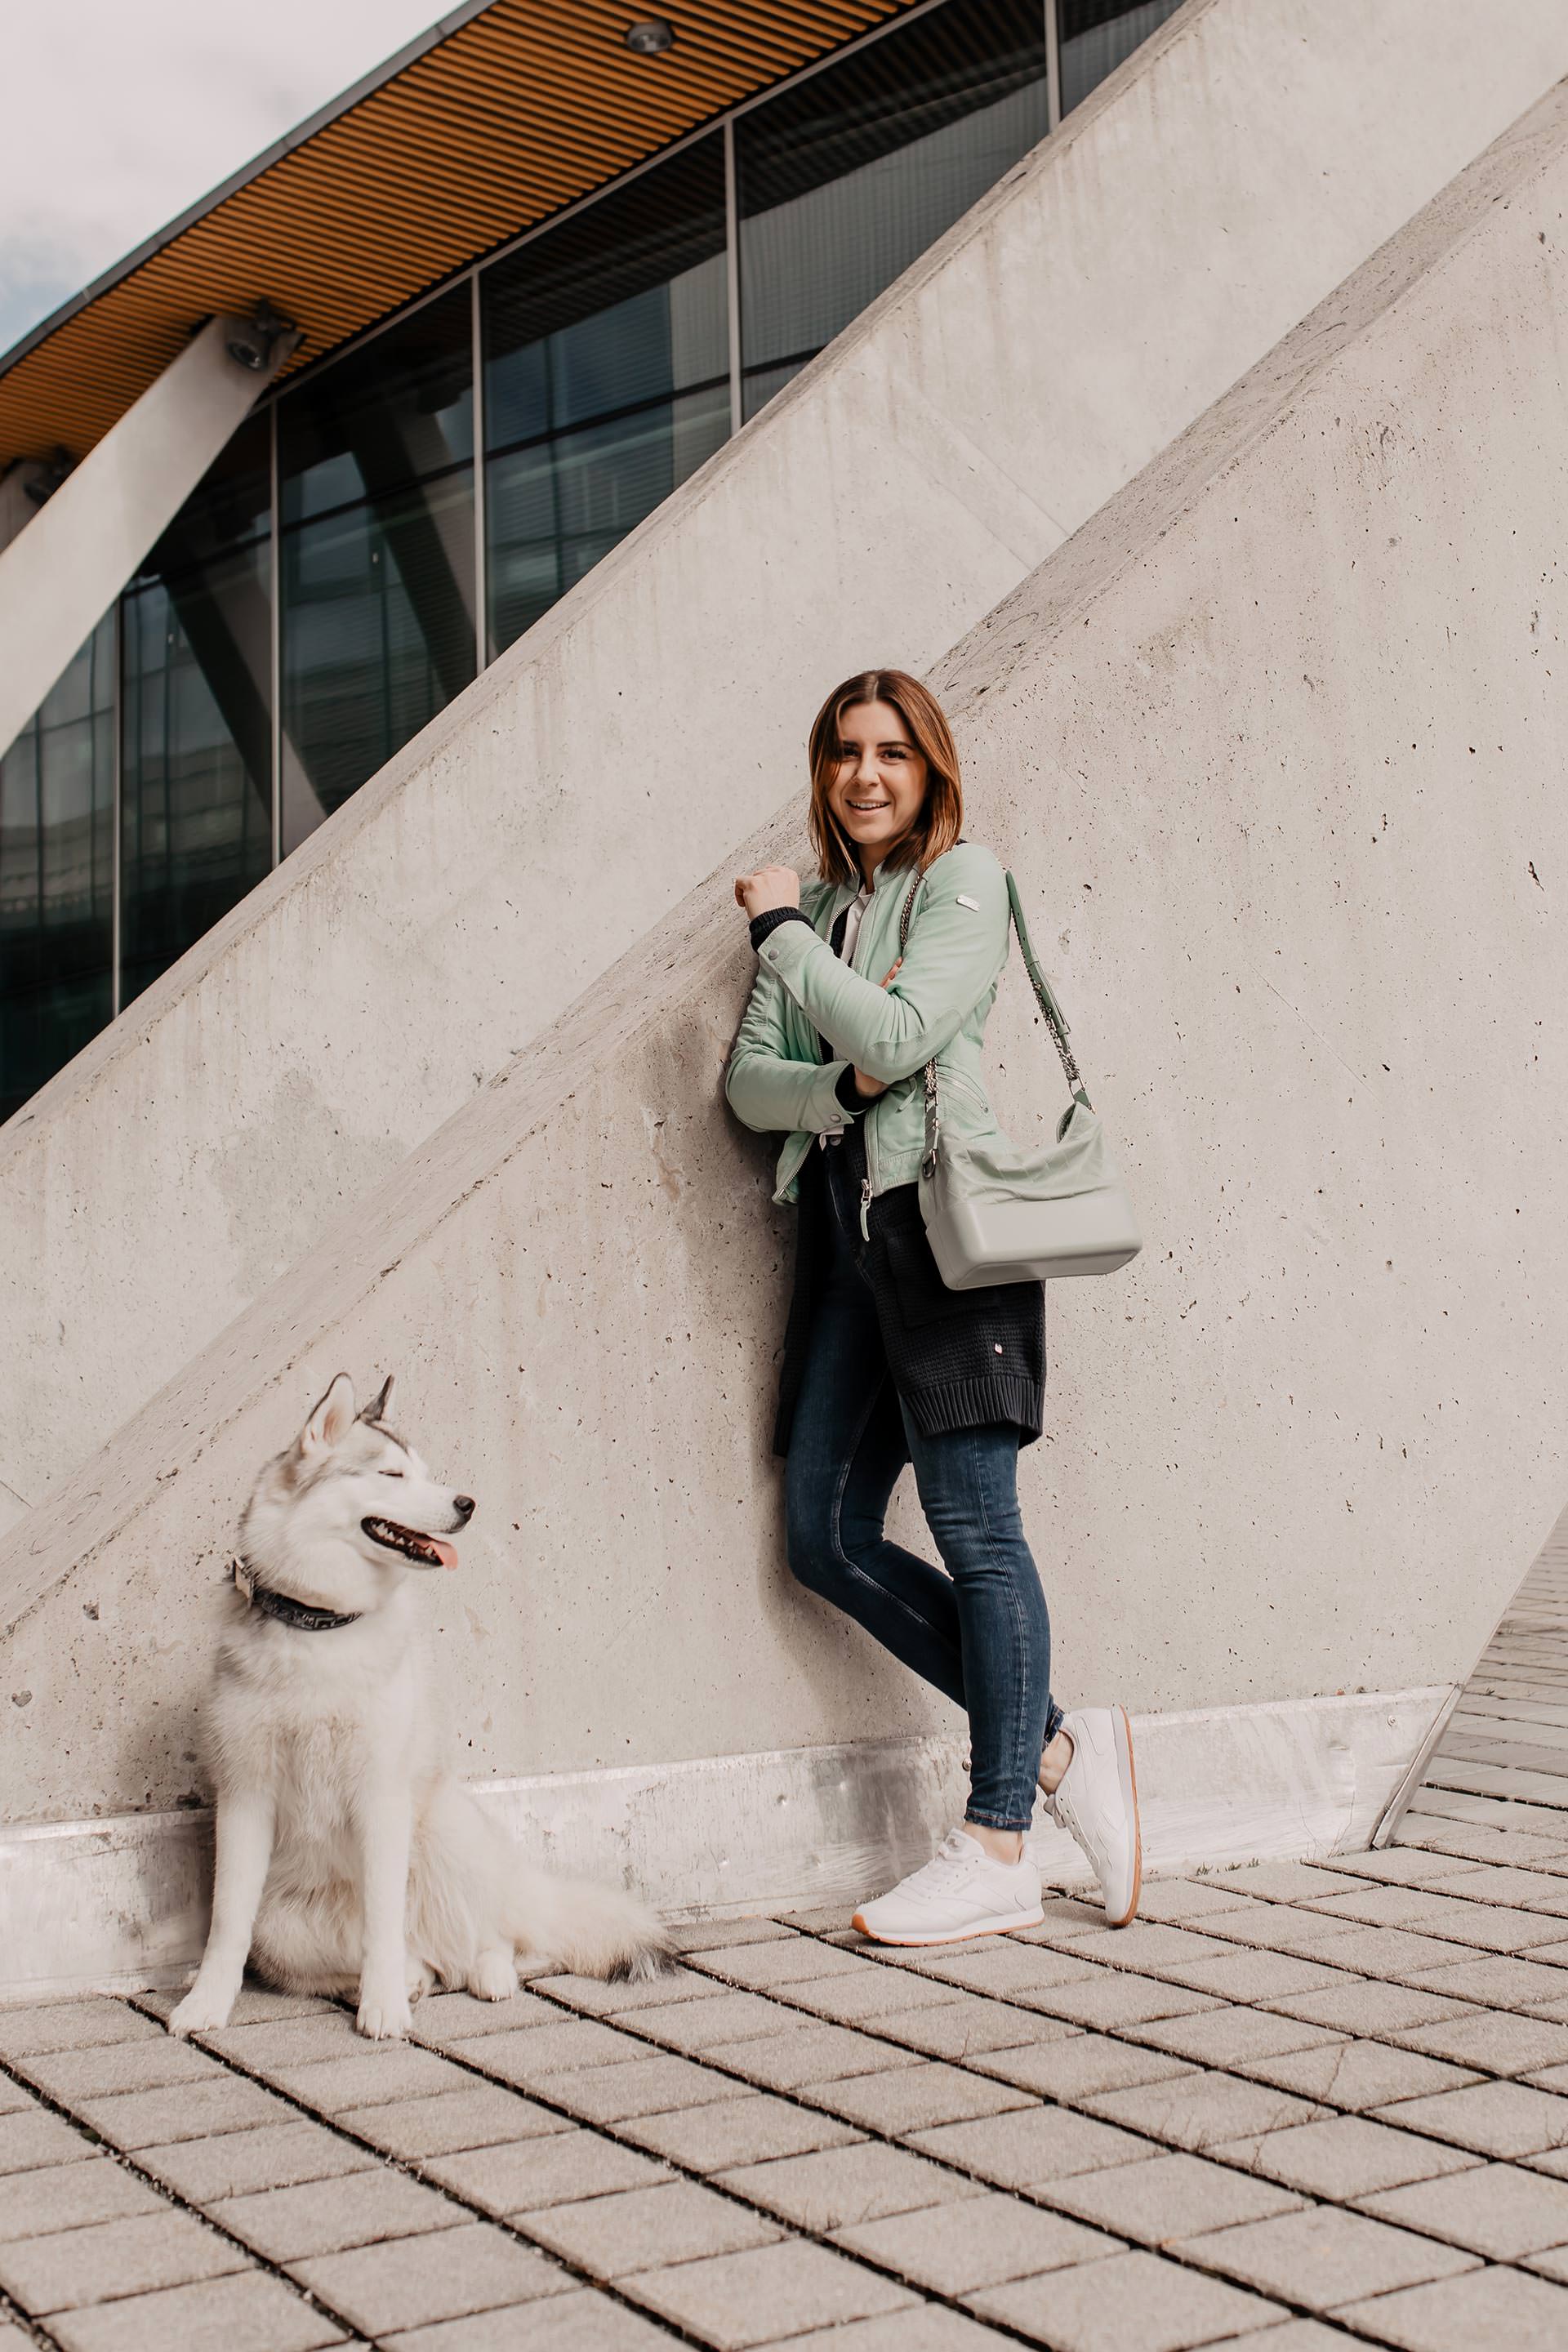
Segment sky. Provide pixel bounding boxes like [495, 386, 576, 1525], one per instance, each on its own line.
[0, 1, 452, 359]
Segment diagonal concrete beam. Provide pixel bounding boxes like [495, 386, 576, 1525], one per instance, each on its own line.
[0, 312, 300, 761]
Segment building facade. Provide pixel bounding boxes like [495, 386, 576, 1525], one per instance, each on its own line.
[0, 0, 1176, 1121]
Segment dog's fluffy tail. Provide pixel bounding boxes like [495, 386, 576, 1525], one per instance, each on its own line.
[510, 1865, 675, 1982]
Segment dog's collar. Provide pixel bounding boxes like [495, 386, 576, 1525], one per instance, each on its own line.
[231, 1557, 363, 1632]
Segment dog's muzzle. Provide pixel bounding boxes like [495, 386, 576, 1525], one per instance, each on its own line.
[362, 1517, 463, 1570]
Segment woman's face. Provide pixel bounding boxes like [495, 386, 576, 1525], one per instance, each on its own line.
[826, 700, 928, 876]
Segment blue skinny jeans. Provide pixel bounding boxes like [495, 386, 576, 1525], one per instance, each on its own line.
[783, 1144, 1062, 1833]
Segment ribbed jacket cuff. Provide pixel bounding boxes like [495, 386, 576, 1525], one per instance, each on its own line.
[749, 906, 813, 952]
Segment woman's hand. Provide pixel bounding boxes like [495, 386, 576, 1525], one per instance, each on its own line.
[734, 865, 800, 919]
[852, 957, 902, 1099]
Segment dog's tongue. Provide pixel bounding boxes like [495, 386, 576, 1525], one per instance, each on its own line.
[432, 1539, 460, 1571]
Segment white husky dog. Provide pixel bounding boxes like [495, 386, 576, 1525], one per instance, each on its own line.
[171, 1372, 669, 2041]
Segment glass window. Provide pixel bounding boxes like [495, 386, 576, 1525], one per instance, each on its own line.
[1058, 0, 1185, 116]
[483, 136, 728, 657]
[736, 0, 1048, 421]
[278, 288, 475, 853]
[119, 416, 273, 1009]
[0, 616, 115, 1120]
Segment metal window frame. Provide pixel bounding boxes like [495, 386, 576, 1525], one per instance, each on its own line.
[96, 0, 1067, 1011]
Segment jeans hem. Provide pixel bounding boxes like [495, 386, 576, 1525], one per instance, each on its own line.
[964, 1807, 1038, 1835]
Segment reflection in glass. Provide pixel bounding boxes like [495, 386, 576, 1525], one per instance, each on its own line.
[1058, 0, 1185, 115]
[737, 0, 1047, 421]
[484, 136, 728, 655]
[279, 288, 475, 851]
[120, 416, 273, 1008]
[0, 617, 115, 1120]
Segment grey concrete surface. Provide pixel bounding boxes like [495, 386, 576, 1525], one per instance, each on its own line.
[7, 0, 1568, 1535]
[11, 1824, 1568, 2349]
[7, 74, 1568, 1851]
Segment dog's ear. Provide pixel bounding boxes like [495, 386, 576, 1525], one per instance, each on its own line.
[360, 1374, 395, 1427]
[297, 1372, 356, 1460]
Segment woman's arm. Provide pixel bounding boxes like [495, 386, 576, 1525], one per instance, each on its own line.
[724, 951, 857, 1138]
[754, 846, 1009, 1086]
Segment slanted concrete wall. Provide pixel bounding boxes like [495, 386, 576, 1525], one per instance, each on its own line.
[7, 0, 1567, 1535]
[5, 82, 1567, 1829]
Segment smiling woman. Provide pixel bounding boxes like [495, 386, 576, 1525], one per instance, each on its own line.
[727, 666, 1143, 1949]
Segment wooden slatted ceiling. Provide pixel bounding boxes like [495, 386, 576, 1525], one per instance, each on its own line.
[0, 0, 909, 472]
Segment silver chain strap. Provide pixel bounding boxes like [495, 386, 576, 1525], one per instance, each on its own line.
[898, 868, 1092, 1183]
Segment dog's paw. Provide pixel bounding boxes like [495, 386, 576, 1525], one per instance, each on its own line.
[356, 1989, 412, 2041]
[466, 1949, 519, 2002]
[169, 1980, 237, 2038]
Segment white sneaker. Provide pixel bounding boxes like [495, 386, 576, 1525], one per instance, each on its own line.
[852, 1828, 1044, 1947]
[1047, 1707, 1142, 1927]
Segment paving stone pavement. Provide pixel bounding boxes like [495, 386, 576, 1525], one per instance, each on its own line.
[11, 1807, 1568, 2350]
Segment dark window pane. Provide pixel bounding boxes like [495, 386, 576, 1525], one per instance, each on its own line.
[279, 289, 476, 851]
[120, 414, 274, 1009]
[737, 0, 1047, 416]
[1059, 0, 1184, 115]
[0, 617, 115, 1120]
[483, 136, 728, 657]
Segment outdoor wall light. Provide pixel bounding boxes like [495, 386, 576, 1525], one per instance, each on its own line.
[624, 18, 676, 56]
[225, 301, 297, 372]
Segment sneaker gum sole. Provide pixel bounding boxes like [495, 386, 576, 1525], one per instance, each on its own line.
[849, 1904, 1046, 1949]
[1109, 1704, 1143, 1930]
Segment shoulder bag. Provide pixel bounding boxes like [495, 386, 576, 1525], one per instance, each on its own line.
[898, 868, 1143, 1289]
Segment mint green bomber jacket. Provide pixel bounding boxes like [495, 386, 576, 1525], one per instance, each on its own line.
[724, 840, 1011, 1209]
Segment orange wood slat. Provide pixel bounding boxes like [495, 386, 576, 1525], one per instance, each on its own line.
[0, 0, 911, 470]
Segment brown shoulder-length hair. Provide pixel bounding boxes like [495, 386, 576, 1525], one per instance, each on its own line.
[806, 669, 964, 886]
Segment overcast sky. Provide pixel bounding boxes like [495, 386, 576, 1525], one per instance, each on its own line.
[0, 2, 449, 359]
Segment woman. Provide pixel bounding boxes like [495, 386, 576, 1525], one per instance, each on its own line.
[727, 670, 1139, 1944]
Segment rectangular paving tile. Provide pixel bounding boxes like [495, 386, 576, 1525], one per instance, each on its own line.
[291, 2221, 572, 2335]
[74, 2075, 294, 2149]
[1236, 2038, 1480, 2110]
[1007, 1974, 1223, 2032]
[201, 2016, 364, 2068]
[0, 2209, 246, 2314]
[1404, 1953, 1568, 2009]
[707, 2023, 920, 2092]
[338, 2084, 571, 2158]
[270, 2047, 474, 2114]
[1038, 2149, 1303, 2247]
[1125, 2009, 1348, 2069]
[799, 2064, 1031, 2136]
[1126, 1882, 1260, 1923]
[1262, 1980, 1475, 2038]
[1082, 2074, 1329, 2153]
[619, 1992, 795, 2053]
[523, 2050, 752, 2126]
[773, 1973, 964, 2027]
[833, 2190, 1121, 2295]
[449, 2020, 644, 2087]
[425, 2129, 672, 2214]
[1391, 2011, 1568, 2078]
[213, 2167, 465, 2259]
[908, 2106, 1153, 2189]
[971, 2034, 1195, 2102]
[0, 2109, 98, 2176]
[719, 2142, 982, 2233]
[620, 2238, 915, 2350]
[1334, 2262, 1568, 2349]
[867, 1998, 1065, 2061]
[18, 2038, 225, 2102]
[1136, 1950, 1350, 2003]
[619, 2093, 863, 2175]
[1069, 1924, 1232, 1975]
[407, 1990, 570, 2038]
[1178, 2203, 1478, 2306]
[969, 2245, 1287, 2351]
[670, 1919, 800, 1953]
[137, 2119, 380, 2203]
[523, 2177, 780, 2278]
[0, 2158, 167, 2243]
[1375, 2080, 1568, 2158]
[0, 2001, 158, 2060]
[43, 2269, 346, 2352]
[684, 1940, 871, 1989]
[1360, 2161, 1568, 2260]
[1214, 2114, 1484, 2198]
[1207, 1864, 1373, 1903]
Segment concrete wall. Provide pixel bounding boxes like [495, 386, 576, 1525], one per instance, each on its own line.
[6, 0, 1567, 1537]
[6, 80, 1567, 1829]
